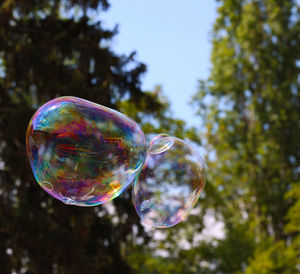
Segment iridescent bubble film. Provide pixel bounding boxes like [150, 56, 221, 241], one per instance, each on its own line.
[133, 134, 206, 228]
[26, 96, 147, 206]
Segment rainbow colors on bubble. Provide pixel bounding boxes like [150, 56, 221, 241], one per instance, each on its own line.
[26, 96, 206, 228]
[26, 97, 147, 206]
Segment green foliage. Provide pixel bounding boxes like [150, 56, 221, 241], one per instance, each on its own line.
[245, 240, 298, 274]
[285, 182, 300, 234]
[191, 0, 300, 272]
[0, 0, 163, 273]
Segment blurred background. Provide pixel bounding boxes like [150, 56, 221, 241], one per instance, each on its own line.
[0, 0, 299, 273]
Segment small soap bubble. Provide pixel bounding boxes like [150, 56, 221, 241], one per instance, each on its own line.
[26, 96, 147, 206]
[133, 135, 206, 228]
[40, 181, 53, 191]
[148, 134, 174, 154]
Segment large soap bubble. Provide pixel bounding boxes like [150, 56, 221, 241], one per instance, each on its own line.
[26, 96, 147, 206]
[133, 134, 206, 228]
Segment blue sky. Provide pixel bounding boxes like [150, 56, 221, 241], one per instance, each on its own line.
[100, 1, 223, 236]
[101, 1, 217, 126]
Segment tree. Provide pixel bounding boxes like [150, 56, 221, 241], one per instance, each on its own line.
[191, 0, 300, 273]
[0, 1, 165, 273]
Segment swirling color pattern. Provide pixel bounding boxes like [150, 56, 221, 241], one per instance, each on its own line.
[26, 96, 147, 206]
